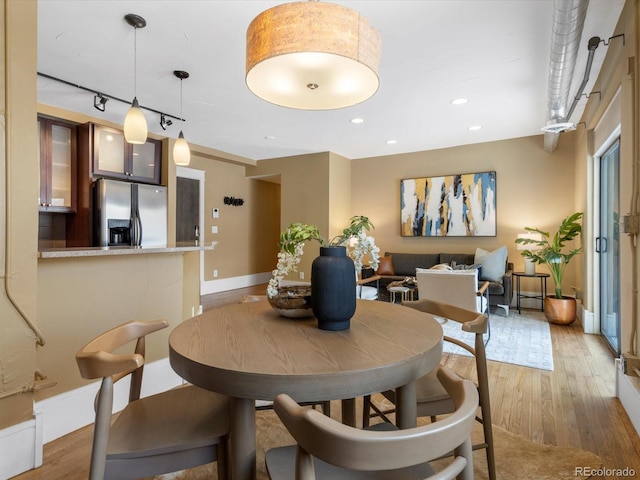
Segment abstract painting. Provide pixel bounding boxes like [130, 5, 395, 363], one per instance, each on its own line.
[401, 171, 496, 237]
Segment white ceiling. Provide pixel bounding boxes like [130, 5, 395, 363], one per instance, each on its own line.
[36, 0, 625, 162]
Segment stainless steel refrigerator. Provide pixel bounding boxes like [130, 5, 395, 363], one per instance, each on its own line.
[94, 178, 168, 247]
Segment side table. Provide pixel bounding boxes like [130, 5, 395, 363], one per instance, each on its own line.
[513, 272, 549, 314]
[387, 280, 417, 303]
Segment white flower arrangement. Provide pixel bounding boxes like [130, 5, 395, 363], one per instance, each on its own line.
[267, 216, 380, 299]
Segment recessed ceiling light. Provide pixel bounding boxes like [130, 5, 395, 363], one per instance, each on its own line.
[451, 98, 468, 105]
[386, 139, 397, 145]
[351, 118, 364, 124]
[468, 125, 482, 131]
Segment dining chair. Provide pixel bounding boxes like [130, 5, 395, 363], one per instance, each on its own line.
[357, 272, 380, 300]
[76, 319, 230, 480]
[362, 299, 496, 480]
[266, 366, 478, 480]
[415, 268, 491, 344]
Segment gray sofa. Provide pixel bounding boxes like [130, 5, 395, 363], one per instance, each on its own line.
[370, 251, 513, 314]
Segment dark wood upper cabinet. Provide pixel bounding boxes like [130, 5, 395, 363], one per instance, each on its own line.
[38, 116, 77, 213]
[92, 124, 162, 184]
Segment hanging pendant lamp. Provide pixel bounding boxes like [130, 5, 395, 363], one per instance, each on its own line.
[246, 1, 381, 110]
[124, 14, 148, 144]
[173, 70, 191, 166]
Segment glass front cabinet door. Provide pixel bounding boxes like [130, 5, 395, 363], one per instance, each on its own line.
[38, 116, 77, 212]
[92, 124, 161, 184]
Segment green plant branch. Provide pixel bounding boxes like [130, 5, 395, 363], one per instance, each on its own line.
[515, 212, 583, 298]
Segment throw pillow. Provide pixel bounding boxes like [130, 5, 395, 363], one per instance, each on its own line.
[430, 263, 453, 271]
[376, 255, 394, 275]
[474, 246, 507, 283]
[452, 261, 483, 279]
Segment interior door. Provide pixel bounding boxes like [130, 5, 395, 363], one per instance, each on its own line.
[176, 177, 200, 243]
[598, 138, 621, 354]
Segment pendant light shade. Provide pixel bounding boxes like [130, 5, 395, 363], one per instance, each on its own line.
[124, 97, 148, 144]
[246, 1, 381, 110]
[124, 14, 148, 144]
[173, 131, 191, 166]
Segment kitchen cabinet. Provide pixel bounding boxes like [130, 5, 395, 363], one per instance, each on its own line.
[38, 116, 77, 212]
[92, 125, 162, 184]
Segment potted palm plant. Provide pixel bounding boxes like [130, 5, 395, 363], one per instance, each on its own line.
[515, 212, 582, 324]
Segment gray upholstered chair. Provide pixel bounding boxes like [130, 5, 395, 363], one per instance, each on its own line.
[266, 366, 478, 480]
[76, 319, 230, 480]
[363, 299, 496, 480]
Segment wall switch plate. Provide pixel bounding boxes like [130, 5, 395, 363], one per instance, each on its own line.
[212, 208, 219, 218]
[211, 226, 218, 234]
[213, 269, 218, 278]
[299, 272, 305, 280]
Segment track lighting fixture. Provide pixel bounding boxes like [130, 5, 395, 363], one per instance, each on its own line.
[160, 114, 173, 130]
[123, 14, 148, 144]
[37, 72, 187, 132]
[173, 70, 191, 166]
[93, 94, 108, 112]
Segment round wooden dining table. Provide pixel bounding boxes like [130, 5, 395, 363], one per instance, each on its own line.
[169, 298, 443, 480]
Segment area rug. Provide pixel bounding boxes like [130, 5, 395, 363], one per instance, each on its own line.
[155, 407, 604, 480]
[440, 310, 554, 371]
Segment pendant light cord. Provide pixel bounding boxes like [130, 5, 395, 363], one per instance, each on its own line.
[133, 25, 138, 98]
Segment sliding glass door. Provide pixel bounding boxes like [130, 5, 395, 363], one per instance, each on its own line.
[598, 138, 621, 354]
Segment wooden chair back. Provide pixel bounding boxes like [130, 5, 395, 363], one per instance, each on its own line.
[76, 319, 229, 480]
[416, 269, 489, 313]
[267, 367, 477, 480]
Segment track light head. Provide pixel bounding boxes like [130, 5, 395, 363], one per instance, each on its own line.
[94, 94, 108, 112]
[160, 114, 173, 130]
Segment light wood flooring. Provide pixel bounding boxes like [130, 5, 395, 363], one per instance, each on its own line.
[14, 284, 640, 479]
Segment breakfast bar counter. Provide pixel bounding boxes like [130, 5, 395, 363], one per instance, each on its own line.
[38, 242, 216, 259]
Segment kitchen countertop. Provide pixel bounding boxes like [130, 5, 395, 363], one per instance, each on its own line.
[38, 242, 217, 259]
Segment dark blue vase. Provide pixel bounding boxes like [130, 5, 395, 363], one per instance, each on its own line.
[311, 246, 357, 331]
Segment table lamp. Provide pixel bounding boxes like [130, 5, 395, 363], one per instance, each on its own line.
[517, 232, 542, 275]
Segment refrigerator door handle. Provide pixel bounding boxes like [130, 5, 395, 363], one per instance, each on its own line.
[130, 184, 142, 246]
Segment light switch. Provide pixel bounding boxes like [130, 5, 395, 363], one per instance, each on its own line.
[211, 226, 218, 234]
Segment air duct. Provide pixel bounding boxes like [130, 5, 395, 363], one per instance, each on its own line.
[543, 0, 589, 153]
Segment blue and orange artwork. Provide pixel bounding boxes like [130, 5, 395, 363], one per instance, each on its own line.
[401, 171, 496, 237]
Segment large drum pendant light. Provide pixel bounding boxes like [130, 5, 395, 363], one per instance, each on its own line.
[124, 14, 148, 144]
[246, 1, 381, 110]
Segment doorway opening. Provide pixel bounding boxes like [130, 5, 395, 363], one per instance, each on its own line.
[176, 167, 205, 286]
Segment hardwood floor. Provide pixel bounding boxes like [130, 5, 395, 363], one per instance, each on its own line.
[14, 287, 640, 479]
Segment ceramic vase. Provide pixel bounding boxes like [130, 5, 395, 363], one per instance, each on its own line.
[311, 246, 357, 331]
[268, 285, 313, 318]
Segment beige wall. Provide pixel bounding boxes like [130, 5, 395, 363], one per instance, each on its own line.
[351, 133, 579, 294]
[0, 0, 40, 429]
[247, 152, 333, 276]
[574, 0, 637, 353]
[184, 152, 280, 282]
[36, 254, 185, 398]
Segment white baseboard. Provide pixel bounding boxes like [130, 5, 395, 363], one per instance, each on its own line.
[616, 358, 640, 437]
[0, 358, 182, 479]
[0, 412, 42, 480]
[201, 272, 271, 295]
[579, 303, 597, 334]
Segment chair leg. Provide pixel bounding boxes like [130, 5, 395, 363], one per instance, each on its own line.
[216, 440, 230, 480]
[362, 395, 371, 428]
[322, 401, 331, 417]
